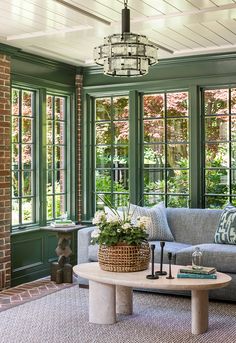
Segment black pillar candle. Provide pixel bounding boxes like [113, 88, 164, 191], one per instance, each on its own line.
[146, 244, 159, 279]
[155, 241, 167, 276]
[166, 252, 174, 279]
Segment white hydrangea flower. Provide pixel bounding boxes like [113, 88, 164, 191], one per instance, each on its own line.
[91, 228, 101, 238]
[92, 211, 105, 225]
[106, 215, 120, 223]
[122, 222, 131, 230]
[136, 216, 151, 229]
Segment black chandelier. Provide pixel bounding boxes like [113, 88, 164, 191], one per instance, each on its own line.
[94, 0, 158, 77]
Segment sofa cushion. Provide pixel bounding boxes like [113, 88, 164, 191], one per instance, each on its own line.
[214, 203, 236, 244]
[166, 208, 222, 245]
[175, 243, 236, 273]
[130, 203, 174, 241]
[88, 244, 99, 262]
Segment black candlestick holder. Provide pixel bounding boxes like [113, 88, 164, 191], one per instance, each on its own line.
[166, 252, 174, 279]
[155, 241, 167, 276]
[146, 244, 159, 279]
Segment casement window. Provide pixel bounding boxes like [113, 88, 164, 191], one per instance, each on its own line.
[11, 87, 71, 229]
[94, 96, 129, 210]
[203, 88, 236, 208]
[142, 92, 189, 207]
[11, 88, 36, 226]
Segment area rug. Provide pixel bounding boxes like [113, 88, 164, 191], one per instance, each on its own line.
[0, 286, 235, 343]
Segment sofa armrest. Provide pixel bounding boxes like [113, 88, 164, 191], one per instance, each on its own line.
[77, 226, 95, 264]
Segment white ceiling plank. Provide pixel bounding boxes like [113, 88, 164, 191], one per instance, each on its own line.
[202, 21, 236, 44]
[162, 0, 200, 11]
[140, 0, 181, 14]
[186, 22, 232, 45]
[218, 18, 236, 34]
[168, 25, 217, 47]
[210, 0, 235, 5]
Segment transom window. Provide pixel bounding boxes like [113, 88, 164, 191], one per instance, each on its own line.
[142, 91, 189, 207]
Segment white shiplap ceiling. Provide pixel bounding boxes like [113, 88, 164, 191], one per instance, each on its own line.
[1, 0, 236, 66]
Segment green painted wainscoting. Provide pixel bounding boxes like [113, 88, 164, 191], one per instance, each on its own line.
[11, 230, 77, 286]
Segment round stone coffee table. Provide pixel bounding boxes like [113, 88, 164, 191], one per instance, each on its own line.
[73, 262, 231, 335]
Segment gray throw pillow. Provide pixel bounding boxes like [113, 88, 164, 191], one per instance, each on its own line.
[214, 203, 236, 244]
[130, 202, 174, 241]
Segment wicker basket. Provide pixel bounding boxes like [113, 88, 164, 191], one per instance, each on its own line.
[98, 241, 150, 272]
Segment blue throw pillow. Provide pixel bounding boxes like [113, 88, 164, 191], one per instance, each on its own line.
[214, 203, 236, 244]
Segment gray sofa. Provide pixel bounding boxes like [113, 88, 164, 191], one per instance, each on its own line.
[77, 208, 236, 302]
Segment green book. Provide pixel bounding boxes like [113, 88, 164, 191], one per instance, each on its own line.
[179, 266, 216, 275]
[177, 273, 217, 279]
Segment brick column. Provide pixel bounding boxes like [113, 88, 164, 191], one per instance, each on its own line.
[75, 74, 83, 222]
[0, 54, 11, 289]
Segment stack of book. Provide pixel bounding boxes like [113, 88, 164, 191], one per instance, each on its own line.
[177, 266, 217, 279]
[50, 219, 76, 228]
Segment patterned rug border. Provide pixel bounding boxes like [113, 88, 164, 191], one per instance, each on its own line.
[0, 283, 75, 313]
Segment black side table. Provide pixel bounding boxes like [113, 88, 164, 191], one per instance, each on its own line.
[41, 224, 86, 284]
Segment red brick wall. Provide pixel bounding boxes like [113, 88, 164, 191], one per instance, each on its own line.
[0, 54, 11, 289]
[75, 74, 83, 222]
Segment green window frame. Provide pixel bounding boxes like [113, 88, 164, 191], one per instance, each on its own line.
[11, 87, 36, 227]
[141, 91, 190, 207]
[11, 85, 73, 230]
[94, 96, 129, 210]
[203, 87, 236, 208]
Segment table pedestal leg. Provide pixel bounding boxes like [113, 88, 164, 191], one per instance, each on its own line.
[191, 290, 208, 334]
[116, 285, 133, 315]
[89, 280, 116, 324]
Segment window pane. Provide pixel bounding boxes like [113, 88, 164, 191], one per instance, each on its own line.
[231, 170, 236, 194]
[167, 195, 189, 207]
[47, 146, 53, 169]
[55, 146, 65, 169]
[96, 194, 112, 210]
[96, 123, 111, 144]
[204, 89, 228, 115]
[114, 121, 129, 144]
[113, 146, 128, 167]
[96, 98, 111, 121]
[205, 116, 229, 141]
[22, 171, 33, 196]
[22, 91, 33, 116]
[144, 144, 165, 167]
[22, 144, 33, 169]
[166, 92, 188, 117]
[95, 170, 112, 192]
[12, 199, 19, 225]
[55, 97, 65, 120]
[205, 196, 228, 209]
[144, 170, 165, 193]
[47, 196, 53, 220]
[143, 194, 164, 207]
[12, 89, 19, 115]
[113, 97, 129, 119]
[22, 198, 33, 223]
[231, 142, 236, 167]
[12, 171, 19, 197]
[143, 94, 164, 118]
[12, 144, 19, 168]
[113, 193, 129, 207]
[47, 121, 53, 144]
[205, 169, 229, 194]
[22, 118, 33, 143]
[167, 118, 188, 142]
[47, 96, 53, 119]
[55, 122, 65, 144]
[55, 170, 66, 193]
[144, 119, 165, 143]
[113, 169, 129, 190]
[12, 117, 19, 143]
[205, 143, 229, 168]
[55, 195, 65, 217]
[47, 171, 53, 194]
[167, 144, 189, 168]
[167, 169, 189, 193]
[96, 147, 112, 168]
